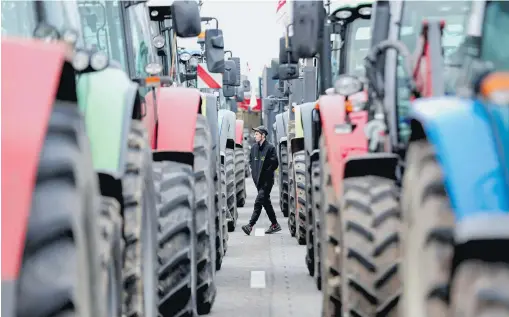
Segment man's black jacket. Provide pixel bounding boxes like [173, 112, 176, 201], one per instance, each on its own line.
[249, 140, 279, 188]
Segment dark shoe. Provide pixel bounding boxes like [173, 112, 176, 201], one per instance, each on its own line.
[242, 224, 253, 235]
[265, 223, 281, 234]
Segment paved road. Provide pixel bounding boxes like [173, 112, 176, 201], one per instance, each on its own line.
[210, 181, 321, 317]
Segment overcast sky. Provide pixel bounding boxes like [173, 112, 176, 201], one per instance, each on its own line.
[179, 0, 283, 79]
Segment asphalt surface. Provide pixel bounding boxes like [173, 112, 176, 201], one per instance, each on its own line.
[209, 180, 322, 317]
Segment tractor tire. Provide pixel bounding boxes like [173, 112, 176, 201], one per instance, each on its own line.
[214, 162, 224, 271]
[235, 146, 247, 207]
[193, 115, 217, 314]
[340, 176, 401, 317]
[294, 150, 307, 246]
[99, 197, 123, 317]
[225, 147, 238, 232]
[311, 159, 323, 290]
[220, 162, 229, 255]
[288, 152, 297, 237]
[154, 160, 197, 317]
[280, 142, 290, 218]
[16, 107, 106, 317]
[122, 121, 158, 317]
[304, 154, 315, 277]
[400, 140, 454, 317]
[319, 135, 341, 317]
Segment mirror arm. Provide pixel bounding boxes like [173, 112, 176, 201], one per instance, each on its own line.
[224, 50, 233, 58]
[201, 17, 219, 29]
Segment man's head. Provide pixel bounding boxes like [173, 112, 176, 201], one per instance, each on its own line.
[252, 126, 268, 143]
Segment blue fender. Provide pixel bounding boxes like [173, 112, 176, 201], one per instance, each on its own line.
[410, 97, 509, 226]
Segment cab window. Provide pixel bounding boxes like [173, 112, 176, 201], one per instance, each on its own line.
[79, 1, 127, 70]
[1, 1, 36, 37]
[127, 4, 157, 78]
[481, 1, 509, 71]
[346, 19, 371, 76]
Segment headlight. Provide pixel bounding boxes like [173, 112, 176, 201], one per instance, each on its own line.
[180, 52, 191, 62]
[62, 29, 79, 46]
[335, 9, 352, 20]
[189, 56, 199, 67]
[33, 23, 59, 42]
[334, 75, 363, 96]
[358, 6, 372, 17]
[72, 50, 90, 71]
[90, 51, 109, 71]
[145, 63, 163, 75]
[152, 35, 165, 49]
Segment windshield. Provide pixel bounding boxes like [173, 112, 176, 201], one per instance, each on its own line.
[128, 3, 158, 77]
[2, 0, 84, 46]
[481, 1, 509, 71]
[396, 1, 471, 143]
[346, 18, 371, 76]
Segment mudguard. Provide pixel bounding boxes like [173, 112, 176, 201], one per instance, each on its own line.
[235, 120, 244, 145]
[291, 106, 305, 154]
[149, 87, 201, 153]
[275, 112, 287, 144]
[218, 109, 236, 155]
[410, 97, 509, 229]
[319, 94, 368, 194]
[202, 93, 219, 159]
[1, 39, 65, 286]
[299, 102, 315, 155]
[77, 68, 138, 178]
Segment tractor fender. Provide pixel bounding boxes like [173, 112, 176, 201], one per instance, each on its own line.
[283, 109, 290, 135]
[218, 109, 237, 152]
[275, 113, 287, 144]
[202, 93, 219, 158]
[299, 102, 315, 156]
[290, 106, 305, 154]
[319, 94, 369, 194]
[343, 153, 399, 180]
[1, 39, 65, 291]
[235, 120, 244, 145]
[77, 68, 138, 179]
[155, 87, 201, 153]
[410, 96, 509, 241]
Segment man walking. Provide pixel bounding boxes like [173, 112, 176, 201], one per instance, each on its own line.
[242, 126, 282, 235]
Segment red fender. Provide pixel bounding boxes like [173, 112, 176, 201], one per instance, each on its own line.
[235, 120, 244, 145]
[1, 38, 65, 280]
[144, 87, 201, 152]
[318, 95, 369, 194]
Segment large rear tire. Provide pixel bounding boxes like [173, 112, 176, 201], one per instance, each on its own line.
[234, 146, 246, 207]
[213, 161, 224, 271]
[16, 107, 105, 317]
[400, 140, 453, 317]
[288, 151, 297, 238]
[154, 160, 197, 317]
[340, 176, 401, 317]
[280, 142, 290, 218]
[193, 115, 217, 315]
[319, 135, 341, 317]
[220, 162, 229, 255]
[122, 121, 158, 317]
[225, 147, 238, 232]
[311, 159, 323, 290]
[294, 150, 307, 246]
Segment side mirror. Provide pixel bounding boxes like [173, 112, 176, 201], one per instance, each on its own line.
[235, 87, 245, 102]
[243, 79, 251, 92]
[205, 29, 225, 73]
[278, 36, 298, 64]
[278, 64, 299, 80]
[172, 1, 201, 37]
[230, 57, 241, 86]
[223, 85, 235, 98]
[223, 60, 238, 86]
[292, 1, 323, 58]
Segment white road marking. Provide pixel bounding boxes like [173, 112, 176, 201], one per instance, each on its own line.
[254, 228, 265, 236]
[250, 271, 266, 288]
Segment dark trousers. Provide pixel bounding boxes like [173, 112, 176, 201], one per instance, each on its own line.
[249, 181, 278, 226]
